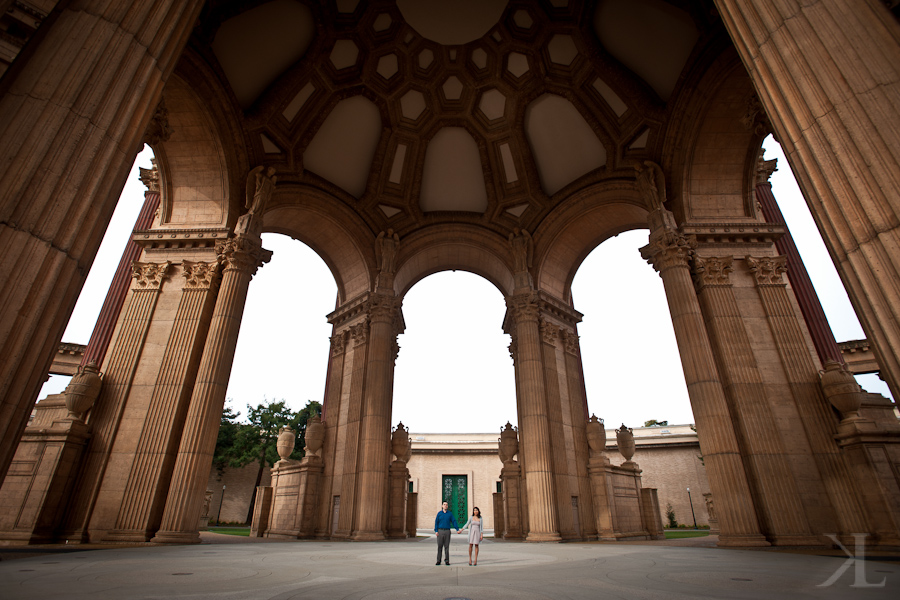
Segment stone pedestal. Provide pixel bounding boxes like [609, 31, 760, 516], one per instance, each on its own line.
[386, 461, 410, 538]
[0, 403, 90, 544]
[587, 456, 615, 540]
[640, 488, 665, 541]
[267, 456, 324, 539]
[492, 492, 504, 540]
[250, 487, 273, 537]
[587, 456, 653, 541]
[406, 492, 418, 538]
[499, 461, 525, 539]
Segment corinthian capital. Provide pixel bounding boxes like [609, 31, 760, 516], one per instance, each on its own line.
[539, 318, 560, 345]
[693, 256, 734, 289]
[182, 260, 220, 291]
[746, 255, 787, 286]
[366, 293, 403, 330]
[640, 233, 696, 273]
[132, 261, 170, 289]
[216, 235, 272, 276]
[506, 292, 540, 325]
[330, 331, 348, 356]
[561, 329, 580, 356]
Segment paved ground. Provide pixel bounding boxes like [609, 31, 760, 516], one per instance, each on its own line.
[0, 532, 897, 599]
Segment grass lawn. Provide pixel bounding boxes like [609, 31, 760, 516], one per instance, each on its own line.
[207, 527, 251, 537]
[664, 530, 710, 539]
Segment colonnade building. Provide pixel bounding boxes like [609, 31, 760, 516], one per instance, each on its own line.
[1, 0, 900, 547]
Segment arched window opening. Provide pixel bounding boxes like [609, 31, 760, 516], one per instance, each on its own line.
[393, 271, 516, 432]
[572, 230, 693, 428]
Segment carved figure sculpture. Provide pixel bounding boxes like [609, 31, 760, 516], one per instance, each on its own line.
[375, 229, 400, 275]
[245, 165, 277, 216]
[508, 228, 533, 273]
[635, 160, 666, 212]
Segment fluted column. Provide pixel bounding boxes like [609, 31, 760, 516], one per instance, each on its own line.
[352, 293, 403, 541]
[61, 261, 171, 542]
[506, 292, 561, 542]
[693, 255, 815, 544]
[106, 260, 220, 541]
[152, 235, 271, 543]
[746, 255, 869, 538]
[716, 0, 900, 399]
[641, 232, 768, 546]
[0, 0, 205, 485]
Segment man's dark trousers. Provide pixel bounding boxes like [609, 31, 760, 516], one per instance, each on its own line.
[436, 529, 451, 563]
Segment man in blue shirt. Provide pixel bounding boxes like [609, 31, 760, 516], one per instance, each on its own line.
[434, 501, 460, 565]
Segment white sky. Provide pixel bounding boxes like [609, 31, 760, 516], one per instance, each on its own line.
[40, 137, 893, 431]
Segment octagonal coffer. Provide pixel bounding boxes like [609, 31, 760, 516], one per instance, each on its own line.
[373, 13, 392, 31]
[548, 34, 577, 66]
[442, 76, 463, 101]
[401, 89, 426, 120]
[419, 48, 434, 69]
[331, 39, 359, 70]
[479, 89, 506, 121]
[377, 54, 399, 79]
[513, 9, 533, 29]
[471, 47, 488, 70]
[507, 52, 529, 78]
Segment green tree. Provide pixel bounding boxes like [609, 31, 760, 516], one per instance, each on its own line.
[213, 398, 322, 524]
[643, 419, 668, 427]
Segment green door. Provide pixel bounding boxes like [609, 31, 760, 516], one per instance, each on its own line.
[443, 475, 467, 526]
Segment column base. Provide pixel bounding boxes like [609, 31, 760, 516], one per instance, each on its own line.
[150, 530, 201, 544]
[525, 531, 562, 542]
[351, 531, 386, 541]
[716, 534, 771, 547]
[104, 530, 154, 543]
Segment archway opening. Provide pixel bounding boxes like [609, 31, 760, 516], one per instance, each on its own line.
[394, 270, 516, 531]
[393, 271, 515, 432]
[571, 230, 693, 428]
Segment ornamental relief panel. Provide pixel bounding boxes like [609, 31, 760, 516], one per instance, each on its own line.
[132, 261, 171, 289]
[746, 255, 787, 286]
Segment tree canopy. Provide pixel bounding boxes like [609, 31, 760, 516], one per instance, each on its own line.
[213, 398, 322, 472]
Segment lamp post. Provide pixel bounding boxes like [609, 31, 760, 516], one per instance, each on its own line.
[686, 487, 697, 529]
[215, 484, 226, 526]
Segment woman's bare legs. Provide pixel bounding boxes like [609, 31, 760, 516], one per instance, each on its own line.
[468, 544, 473, 565]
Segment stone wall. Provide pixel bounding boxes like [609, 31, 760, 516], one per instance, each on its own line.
[205, 462, 271, 525]
[407, 451, 501, 531]
[605, 444, 711, 527]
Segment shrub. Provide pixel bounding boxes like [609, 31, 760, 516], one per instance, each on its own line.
[665, 503, 678, 528]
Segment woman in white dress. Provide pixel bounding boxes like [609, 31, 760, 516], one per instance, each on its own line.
[463, 506, 484, 566]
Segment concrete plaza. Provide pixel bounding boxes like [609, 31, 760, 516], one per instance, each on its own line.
[0, 532, 897, 599]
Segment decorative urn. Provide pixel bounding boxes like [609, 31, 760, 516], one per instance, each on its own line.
[819, 360, 863, 419]
[304, 414, 324, 456]
[276, 425, 296, 461]
[498, 422, 518, 463]
[615, 424, 635, 462]
[391, 422, 410, 461]
[64, 361, 102, 420]
[585, 414, 606, 456]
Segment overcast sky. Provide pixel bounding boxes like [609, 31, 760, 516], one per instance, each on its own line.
[41, 136, 892, 432]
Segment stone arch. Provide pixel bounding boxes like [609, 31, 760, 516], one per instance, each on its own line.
[262, 185, 374, 304]
[393, 225, 515, 298]
[663, 49, 764, 223]
[534, 181, 649, 303]
[154, 72, 244, 228]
